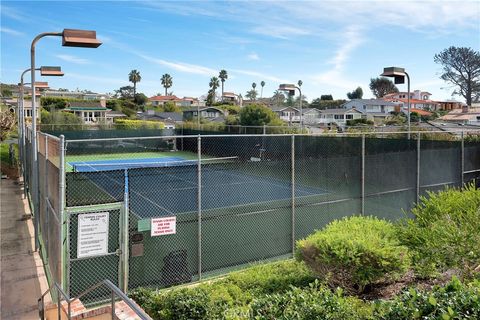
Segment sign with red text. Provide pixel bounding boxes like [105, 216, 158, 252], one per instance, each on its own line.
[151, 216, 176, 236]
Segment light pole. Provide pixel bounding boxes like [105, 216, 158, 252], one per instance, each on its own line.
[279, 84, 303, 130]
[30, 29, 101, 251]
[19, 67, 63, 193]
[381, 67, 410, 139]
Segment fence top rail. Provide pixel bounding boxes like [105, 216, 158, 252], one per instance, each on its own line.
[62, 130, 478, 143]
[37, 131, 61, 141]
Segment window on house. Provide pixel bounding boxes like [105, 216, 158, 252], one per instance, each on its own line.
[346, 114, 353, 119]
[334, 114, 344, 120]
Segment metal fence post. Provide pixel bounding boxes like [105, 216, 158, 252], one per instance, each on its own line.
[416, 132, 421, 203]
[59, 135, 66, 290]
[44, 135, 49, 259]
[121, 169, 130, 292]
[361, 134, 365, 215]
[461, 131, 464, 187]
[197, 135, 202, 280]
[291, 135, 295, 254]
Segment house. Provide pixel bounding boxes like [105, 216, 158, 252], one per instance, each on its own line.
[435, 100, 465, 111]
[318, 108, 363, 126]
[182, 107, 225, 121]
[302, 108, 322, 125]
[149, 95, 205, 108]
[138, 110, 183, 129]
[63, 99, 125, 124]
[342, 99, 401, 114]
[439, 106, 480, 125]
[271, 106, 301, 123]
[41, 89, 111, 100]
[383, 97, 440, 111]
[384, 90, 432, 101]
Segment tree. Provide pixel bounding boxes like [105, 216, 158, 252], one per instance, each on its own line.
[347, 87, 363, 99]
[434, 46, 480, 106]
[271, 90, 285, 106]
[128, 70, 141, 101]
[219, 69, 228, 99]
[161, 74, 173, 96]
[1, 88, 12, 97]
[250, 82, 257, 101]
[134, 93, 148, 106]
[245, 89, 258, 101]
[114, 86, 135, 99]
[0, 109, 15, 141]
[369, 77, 398, 98]
[163, 101, 181, 113]
[320, 94, 333, 100]
[239, 103, 278, 126]
[297, 80, 303, 87]
[207, 77, 220, 105]
[260, 81, 265, 98]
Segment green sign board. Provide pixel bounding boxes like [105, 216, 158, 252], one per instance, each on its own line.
[137, 219, 151, 232]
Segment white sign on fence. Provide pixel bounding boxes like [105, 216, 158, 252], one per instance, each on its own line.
[77, 212, 109, 258]
[151, 216, 176, 236]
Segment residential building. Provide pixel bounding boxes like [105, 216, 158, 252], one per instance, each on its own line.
[138, 110, 183, 128]
[221, 92, 237, 103]
[41, 89, 111, 100]
[318, 108, 363, 126]
[383, 97, 440, 111]
[149, 95, 205, 107]
[384, 90, 432, 101]
[342, 99, 400, 114]
[435, 100, 465, 111]
[439, 107, 480, 125]
[271, 106, 301, 123]
[302, 108, 322, 125]
[63, 100, 125, 124]
[183, 107, 225, 121]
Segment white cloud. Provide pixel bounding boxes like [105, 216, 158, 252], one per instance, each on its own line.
[137, 54, 217, 76]
[0, 27, 25, 36]
[56, 54, 90, 65]
[247, 53, 260, 61]
[230, 69, 289, 84]
[251, 25, 310, 39]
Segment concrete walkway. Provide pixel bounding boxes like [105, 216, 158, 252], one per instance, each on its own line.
[1, 178, 50, 319]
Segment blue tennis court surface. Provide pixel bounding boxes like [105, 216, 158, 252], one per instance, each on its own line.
[71, 158, 328, 218]
[70, 157, 187, 172]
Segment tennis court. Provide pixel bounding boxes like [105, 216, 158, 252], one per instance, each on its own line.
[67, 155, 328, 218]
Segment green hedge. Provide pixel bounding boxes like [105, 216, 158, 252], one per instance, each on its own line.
[296, 216, 410, 293]
[129, 260, 315, 320]
[397, 185, 480, 277]
[114, 119, 165, 130]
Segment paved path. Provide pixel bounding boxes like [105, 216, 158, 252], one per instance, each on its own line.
[1, 178, 50, 319]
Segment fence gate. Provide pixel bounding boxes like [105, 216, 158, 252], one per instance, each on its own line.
[66, 203, 127, 302]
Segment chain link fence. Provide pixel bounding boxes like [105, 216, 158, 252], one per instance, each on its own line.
[21, 127, 480, 303]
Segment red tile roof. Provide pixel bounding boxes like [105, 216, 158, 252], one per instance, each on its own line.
[409, 108, 433, 116]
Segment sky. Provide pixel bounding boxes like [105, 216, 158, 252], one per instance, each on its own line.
[1, 0, 479, 102]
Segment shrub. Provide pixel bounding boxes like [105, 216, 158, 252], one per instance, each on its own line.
[114, 119, 165, 130]
[397, 185, 480, 277]
[251, 280, 373, 320]
[296, 216, 410, 293]
[129, 260, 315, 319]
[377, 278, 480, 319]
[223, 260, 315, 295]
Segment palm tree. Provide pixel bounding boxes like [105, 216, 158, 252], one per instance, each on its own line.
[252, 82, 257, 101]
[260, 81, 265, 98]
[128, 69, 141, 100]
[297, 80, 303, 88]
[219, 69, 228, 100]
[208, 76, 220, 105]
[161, 74, 173, 96]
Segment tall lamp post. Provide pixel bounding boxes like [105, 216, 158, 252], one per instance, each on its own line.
[30, 29, 101, 251]
[381, 67, 410, 139]
[279, 84, 303, 130]
[19, 67, 63, 193]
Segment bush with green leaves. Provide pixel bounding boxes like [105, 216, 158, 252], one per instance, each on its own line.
[114, 119, 165, 130]
[296, 216, 410, 293]
[377, 278, 480, 319]
[397, 185, 480, 277]
[129, 260, 315, 320]
[251, 280, 373, 320]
